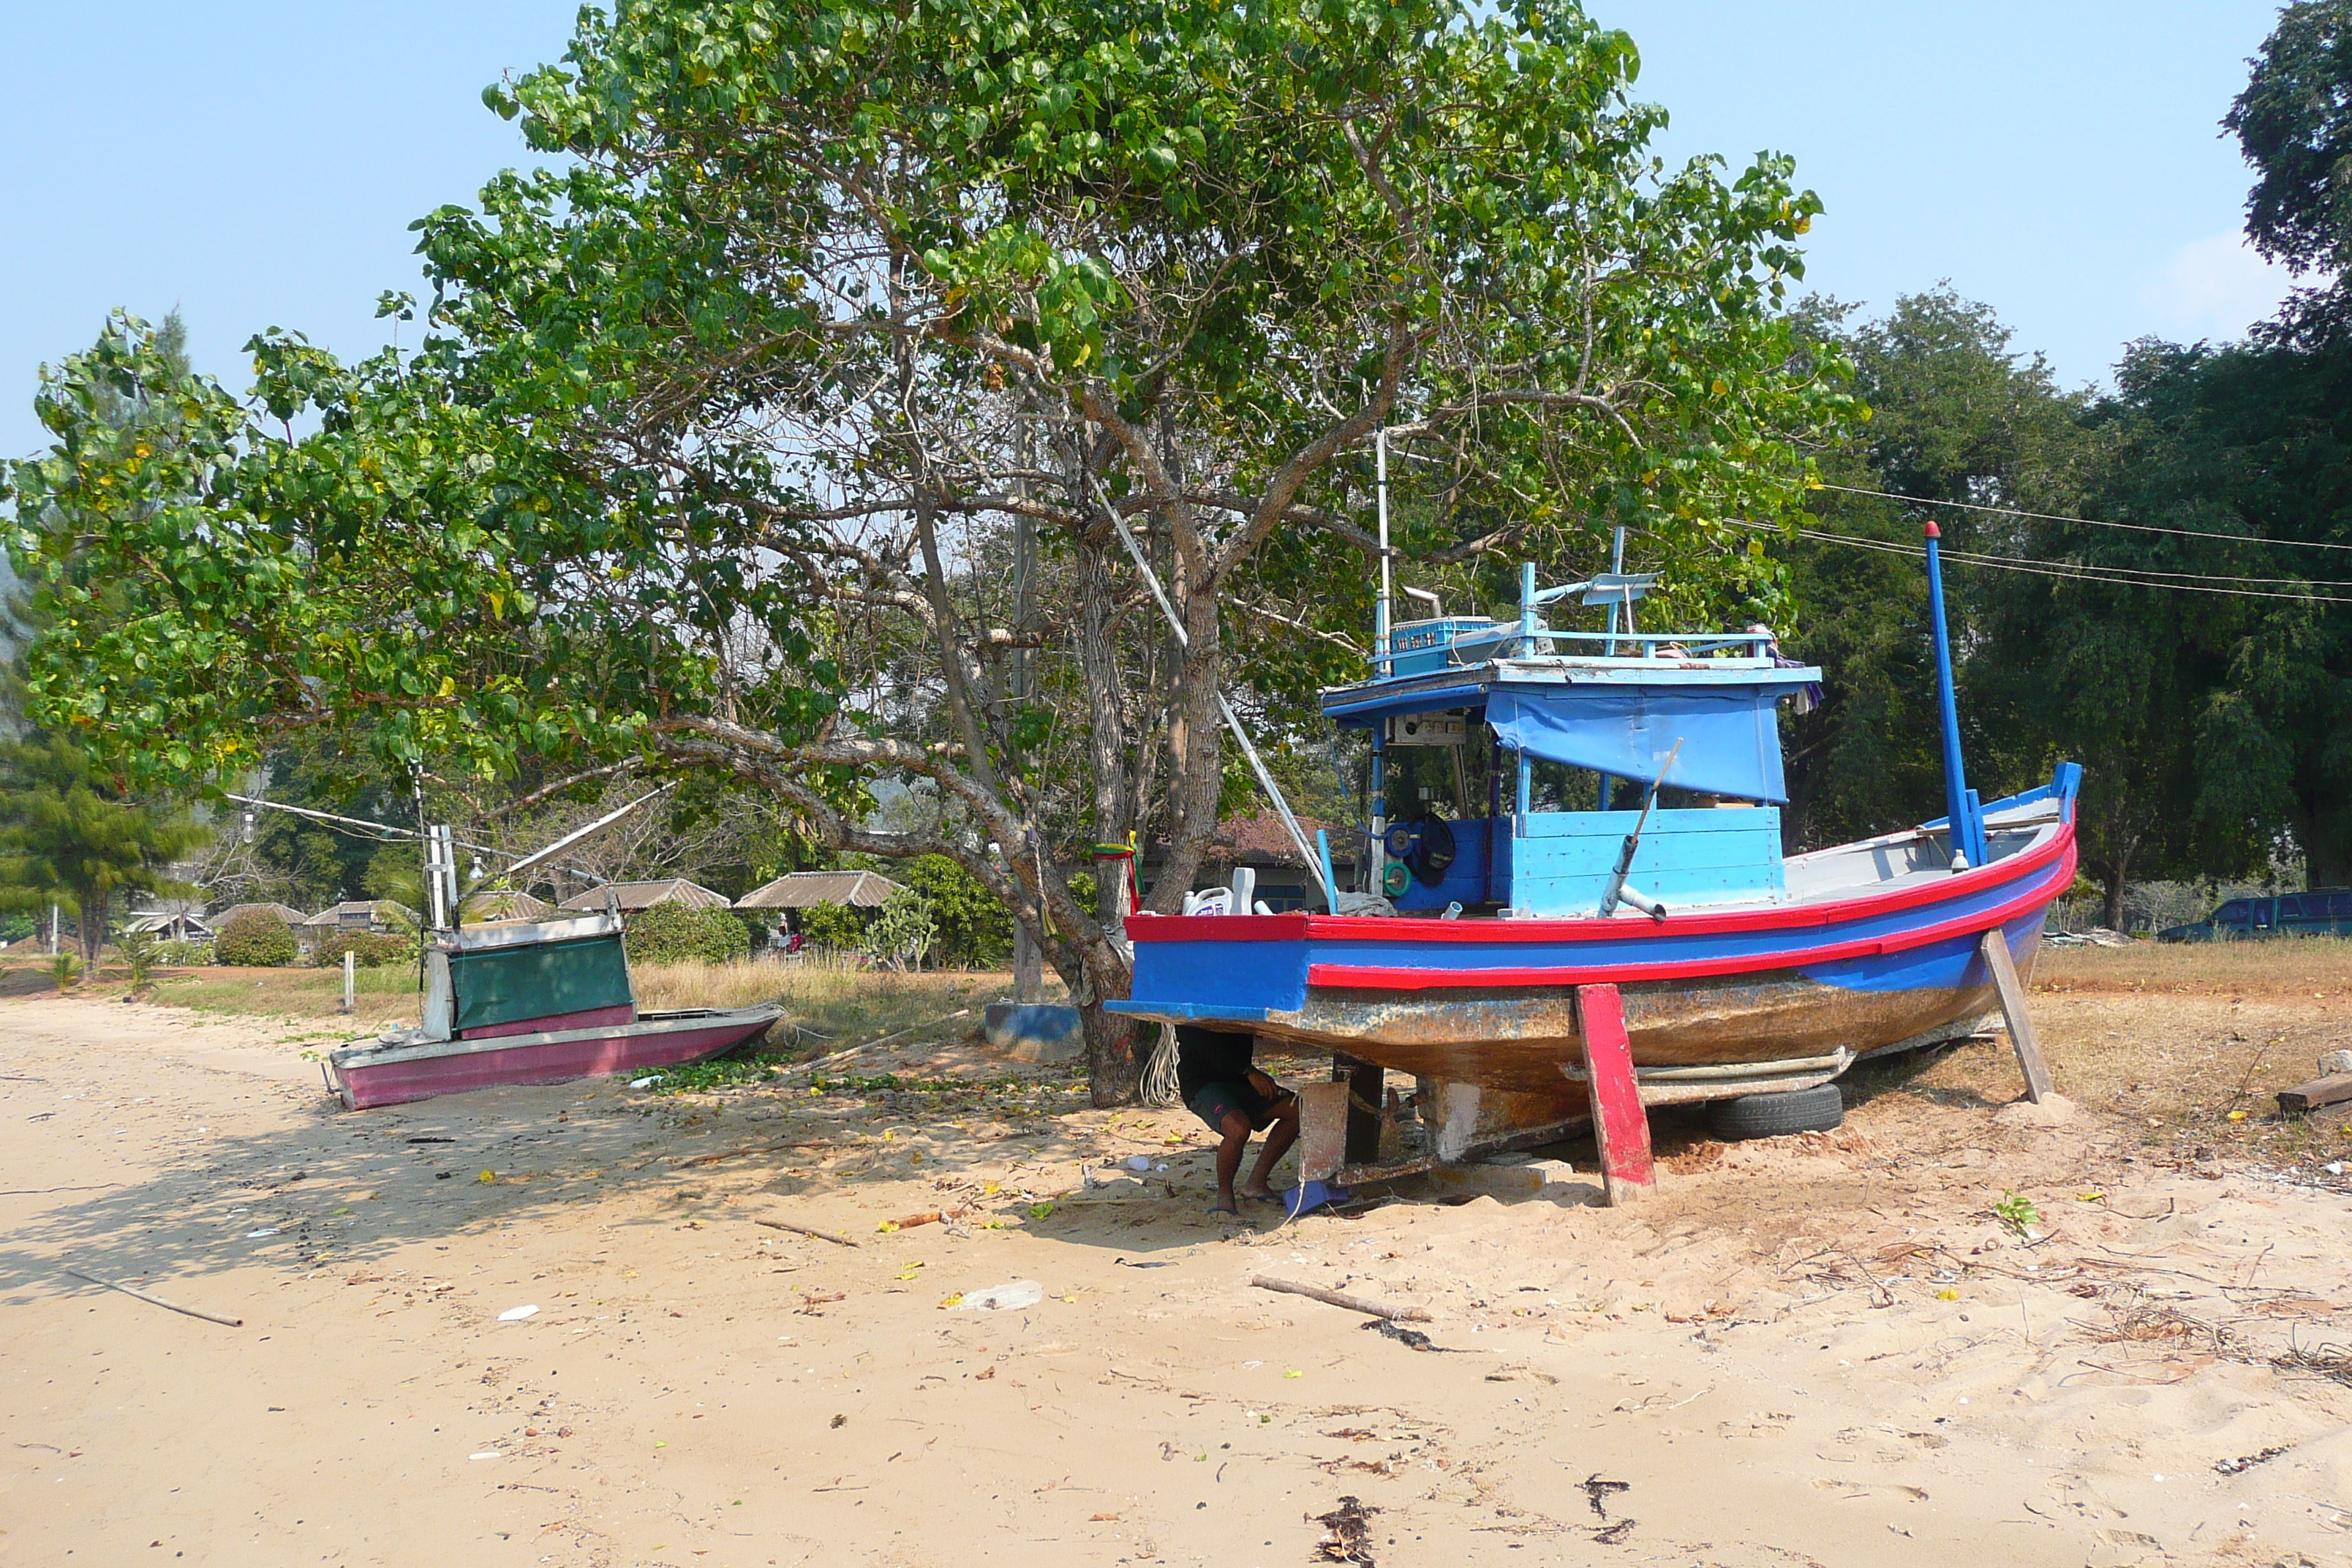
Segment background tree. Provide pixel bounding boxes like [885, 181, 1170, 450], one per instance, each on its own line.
[4, 0, 1851, 1101]
[0, 731, 206, 963]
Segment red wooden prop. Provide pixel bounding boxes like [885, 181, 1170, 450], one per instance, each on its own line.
[1576, 982, 1653, 1205]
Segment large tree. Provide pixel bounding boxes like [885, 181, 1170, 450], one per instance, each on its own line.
[5, 0, 1851, 1098]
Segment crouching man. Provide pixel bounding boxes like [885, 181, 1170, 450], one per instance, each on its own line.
[1175, 1024, 1300, 1215]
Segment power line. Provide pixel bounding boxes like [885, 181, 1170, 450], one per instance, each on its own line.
[1812, 480, 2352, 554]
[1760, 521, 2352, 606]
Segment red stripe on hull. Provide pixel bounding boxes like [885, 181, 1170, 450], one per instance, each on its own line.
[461, 1003, 636, 1040]
[1305, 843, 2075, 992]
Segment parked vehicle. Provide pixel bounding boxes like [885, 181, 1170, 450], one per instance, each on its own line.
[2157, 890, 2352, 943]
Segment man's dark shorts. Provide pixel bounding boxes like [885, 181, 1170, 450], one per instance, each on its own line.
[1188, 1078, 1284, 1134]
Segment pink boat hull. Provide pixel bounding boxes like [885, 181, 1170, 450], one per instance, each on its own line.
[328, 1006, 783, 1110]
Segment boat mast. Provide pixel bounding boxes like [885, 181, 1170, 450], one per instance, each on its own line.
[1369, 429, 1392, 889]
[1922, 521, 1988, 870]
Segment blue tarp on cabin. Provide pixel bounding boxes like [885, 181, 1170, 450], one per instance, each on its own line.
[1483, 683, 1806, 803]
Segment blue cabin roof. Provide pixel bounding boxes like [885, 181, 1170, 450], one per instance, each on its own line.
[1319, 605, 1821, 804]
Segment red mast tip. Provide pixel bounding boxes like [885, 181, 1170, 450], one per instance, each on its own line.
[1922, 521, 1941, 540]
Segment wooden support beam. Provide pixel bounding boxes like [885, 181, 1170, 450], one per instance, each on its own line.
[1978, 928, 2052, 1104]
[2277, 1074, 2352, 1115]
[1294, 1081, 1349, 1183]
[1332, 1052, 1385, 1166]
[1574, 982, 1653, 1205]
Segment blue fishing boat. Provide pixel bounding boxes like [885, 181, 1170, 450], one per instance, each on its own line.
[1109, 524, 2078, 1151]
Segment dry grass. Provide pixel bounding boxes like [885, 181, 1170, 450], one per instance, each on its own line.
[1850, 936, 2352, 1161]
[0, 949, 1038, 1059]
[2034, 935, 2352, 998]
[633, 959, 1024, 1060]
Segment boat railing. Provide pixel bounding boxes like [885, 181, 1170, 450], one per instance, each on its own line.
[1489, 628, 1778, 661]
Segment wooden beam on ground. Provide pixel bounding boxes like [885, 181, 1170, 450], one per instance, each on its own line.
[2277, 1075, 2352, 1115]
[1979, 928, 2052, 1104]
[1574, 982, 1652, 1205]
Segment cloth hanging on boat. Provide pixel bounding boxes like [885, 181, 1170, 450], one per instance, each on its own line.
[1484, 683, 1800, 802]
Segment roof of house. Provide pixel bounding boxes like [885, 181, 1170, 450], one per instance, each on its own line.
[735, 870, 905, 910]
[124, 911, 213, 936]
[214, 902, 310, 927]
[298, 900, 421, 928]
[461, 889, 555, 923]
[554, 878, 732, 913]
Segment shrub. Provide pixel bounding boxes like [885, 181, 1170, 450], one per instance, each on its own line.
[155, 938, 211, 965]
[118, 932, 159, 990]
[214, 908, 298, 967]
[49, 952, 80, 992]
[796, 899, 866, 950]
[862, 887, 940, 971]
[315, 929, 413, 968]
[624, 902, 751, 966]
[898, 854, 1011, 968]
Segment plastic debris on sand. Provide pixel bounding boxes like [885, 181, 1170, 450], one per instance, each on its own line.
[950, 1280, 1044, 1312]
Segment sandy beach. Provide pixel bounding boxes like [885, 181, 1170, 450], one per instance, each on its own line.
[4, 983, 2351, 1568]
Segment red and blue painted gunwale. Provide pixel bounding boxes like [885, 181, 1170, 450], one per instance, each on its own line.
[1108, 774, 2078, 1095]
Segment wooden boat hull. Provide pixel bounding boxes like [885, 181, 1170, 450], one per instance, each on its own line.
[326, 1005, 783, 1110]
[1109, 810, 2075, 1098]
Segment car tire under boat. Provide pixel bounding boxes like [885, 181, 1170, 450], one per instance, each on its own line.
[1705, 1083, 1845, 1141]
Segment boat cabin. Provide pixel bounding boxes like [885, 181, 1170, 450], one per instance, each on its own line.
[419, 911, 638, 1042]
[1319, 563, 1821, 921]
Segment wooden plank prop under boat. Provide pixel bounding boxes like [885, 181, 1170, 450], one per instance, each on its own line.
[327, 912, 780, 1110]
[1109, 543, 2078, 1166]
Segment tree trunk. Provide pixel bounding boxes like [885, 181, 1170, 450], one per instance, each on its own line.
[1012, 920, 1042, 1003]
[2305, 815, 2350, 890]
[2099, 859, 2130, 932]
[1081, 1000, 1141, 1106]
[78, 886, 105, 967]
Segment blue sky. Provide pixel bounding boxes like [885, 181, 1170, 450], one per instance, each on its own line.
[0, 1, 2299, 460]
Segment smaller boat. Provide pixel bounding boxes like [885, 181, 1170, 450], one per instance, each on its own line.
[327, 912, 780, 1109]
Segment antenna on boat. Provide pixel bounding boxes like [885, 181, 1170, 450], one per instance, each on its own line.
[500, 781, 680, 885]
[1921, 523, 1989, 871]
[1605, 526, 1628, 654]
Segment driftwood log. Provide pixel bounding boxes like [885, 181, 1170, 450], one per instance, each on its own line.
[756, 1218, 860, 1248]
[64, 1267, 243, 1327]
[1251, 1273, 1431, 1322]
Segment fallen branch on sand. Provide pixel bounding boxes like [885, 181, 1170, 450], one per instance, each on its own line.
[1252, 1274, 1431, 1322]
[64, 1267, 243, 1328]
[757, 1218, 860, 1248]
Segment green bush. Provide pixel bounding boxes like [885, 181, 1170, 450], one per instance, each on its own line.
[796, 899, 866, 949]
[899, 855, 1011, 968]
[214, 908, 298, 967]
[624, 902, 751, 965]
[155, 938, 211, 965]
[315, 929, 413, 969]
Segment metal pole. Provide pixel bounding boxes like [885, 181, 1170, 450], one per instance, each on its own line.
[1599, 527, 1627, 811]
[1922, 522, 1984, 870]
[1088, 473, 1335, 910]
[1375, 429, 1392, 679]
[342, 949, 356, 1014]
